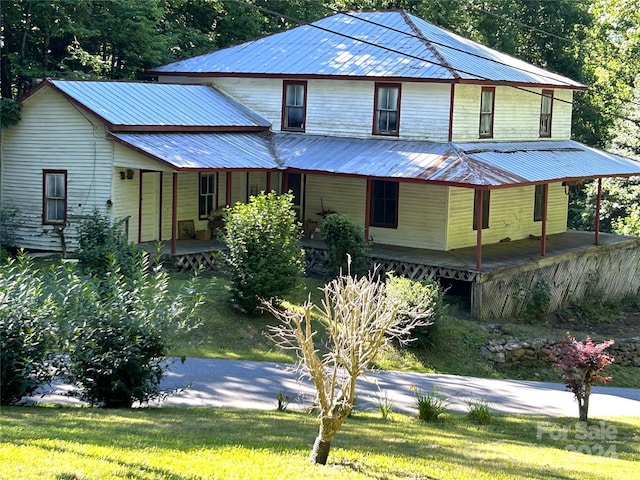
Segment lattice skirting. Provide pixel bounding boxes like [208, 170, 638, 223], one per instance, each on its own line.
[371, 256, 479, 282]
[173, 251, 221, 271]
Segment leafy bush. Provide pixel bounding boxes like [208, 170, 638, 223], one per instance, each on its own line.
[76, 208, 139, 279]
[56, 254, 202, 407]
[385, 275, 444, 343]
[466, 398, 493, 425]
[319, 213, 369, 278]
[412, 386, 448, 422]
[221, 192, 305, 312]
[0, 253, 58, 405]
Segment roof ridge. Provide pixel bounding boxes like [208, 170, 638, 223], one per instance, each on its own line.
[400, 10, 460, 80]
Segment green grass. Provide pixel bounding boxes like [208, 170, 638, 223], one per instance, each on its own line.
[169, 274, 326, 362]
[1, 407, 638, 480]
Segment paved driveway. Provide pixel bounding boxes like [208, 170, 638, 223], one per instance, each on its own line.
[34, 358, 640, 417]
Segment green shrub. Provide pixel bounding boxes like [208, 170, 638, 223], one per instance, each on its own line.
[319, 214, 369, 278]
[466, 398, 493, 425]
[412, 386, 448, 422]
[385, 275, 445, 342]
[76, 208, 139, 279]
[56, 254, 202, 407]
[0, 253, 58, 405]
[221, 192, 305, 312]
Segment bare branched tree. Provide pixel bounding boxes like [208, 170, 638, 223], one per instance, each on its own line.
[265, 263, 433, 465]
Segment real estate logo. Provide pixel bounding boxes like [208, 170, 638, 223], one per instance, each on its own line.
[536, 421, 618, 457]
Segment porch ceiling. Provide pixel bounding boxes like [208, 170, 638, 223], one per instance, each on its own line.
[111, 131, 640, 187]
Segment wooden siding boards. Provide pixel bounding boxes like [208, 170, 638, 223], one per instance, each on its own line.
[1, 87, 113, 252]
[451, 85, 574, 142]
[446, 183, 567, 250]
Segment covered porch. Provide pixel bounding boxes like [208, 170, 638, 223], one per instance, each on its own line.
[145, 230, 640, 319]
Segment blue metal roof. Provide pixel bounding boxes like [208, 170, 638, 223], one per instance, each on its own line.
[110, 131, 640, 186]
[150, 11, 583, 88]
[49, 79, 270, 130]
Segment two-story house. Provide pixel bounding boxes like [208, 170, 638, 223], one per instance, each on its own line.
[2, 10, 639, 317]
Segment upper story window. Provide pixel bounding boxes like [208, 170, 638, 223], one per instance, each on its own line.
[282, 81, 306, 131]
[473, 189, 490, 230]
[479, 87, 495, 138]
[199, 173, 216, 219]
[373, 83, 400, 136]
[43, 170, 67, 225]
[370, 180, 399, 228]
[539, 90, 553, 137]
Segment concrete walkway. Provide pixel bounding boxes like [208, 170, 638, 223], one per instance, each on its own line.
[32, 358, 640, 417]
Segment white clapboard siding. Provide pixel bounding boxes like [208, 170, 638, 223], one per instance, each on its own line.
[112, 168, 140, 243]
[446, 183, 568, 250]
[452, 85, 573, 142]
[1, 87, 113, 252]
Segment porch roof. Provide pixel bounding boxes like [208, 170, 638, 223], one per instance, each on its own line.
[278, 135, 640, 187]
[111, 131, 640, 187]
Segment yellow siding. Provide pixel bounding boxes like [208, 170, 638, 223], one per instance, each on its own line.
[452, 85, 574, 142]
[305, 175, 366, 223]
[370, 183, 448, 249]
[112, 169, 140, 243]
[446, 183, 568, 249]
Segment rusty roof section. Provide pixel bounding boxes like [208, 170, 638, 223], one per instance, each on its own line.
[109, 131, 640, 186]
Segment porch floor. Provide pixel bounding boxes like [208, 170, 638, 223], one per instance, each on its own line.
[142, 230, 638, 276]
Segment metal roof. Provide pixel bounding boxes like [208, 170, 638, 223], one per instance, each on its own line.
[110, 131, 640, 187]
[110, 132, 277, 170]
[150, 11, 583, 88]
[48, 79, 270, 130]
[276, 135, 640, 186]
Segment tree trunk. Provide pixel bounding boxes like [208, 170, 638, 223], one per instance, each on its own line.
[579, 384, 591, 422]
[310, 435, 331, 465]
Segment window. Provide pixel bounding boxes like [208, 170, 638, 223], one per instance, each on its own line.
[43, 170, 67, 224]
[282, 81, 306, 131]
[199, 173, 216, 219]
[370, 180, 398, 228]
[287, 173, 304, 220]
[479, 87, 495, 138]
[539, 90, 553, 137]
[473, 189, 490, 230]
[373, 83, 400, 135]
[534, 184, 545, 222]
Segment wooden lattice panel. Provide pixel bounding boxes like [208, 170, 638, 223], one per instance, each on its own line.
[370, 256, 479, 282]
[174, 251, 221, 271]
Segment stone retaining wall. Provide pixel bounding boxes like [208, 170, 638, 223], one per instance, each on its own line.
[482, 337, 640, 367]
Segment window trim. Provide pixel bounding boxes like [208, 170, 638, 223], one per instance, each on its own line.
[539, 89, 554, 138]
[533, 184, 545, 222]
[281, 80, 307, 132]
[42, 170, 67, 225]
[370, 180, 399, 228]
[479, 87, 495, 139]
[373, 83, 401, 136]
[198, 172, 217, 220]
[473, 189, 490, 230]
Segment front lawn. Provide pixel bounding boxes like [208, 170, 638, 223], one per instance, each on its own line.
[1, 407, 638, 479]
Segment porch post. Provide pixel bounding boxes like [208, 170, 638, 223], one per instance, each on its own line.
[137, 170, 143, 244]
[266, 171, 271, 193]
[595, 178, 602, 245]
[226, 172, 232, 206]
[475, 189, 483, 271]
[364, 178, 372, 242]
[540, 183, 548, 256]
[171, 172, 178, 255]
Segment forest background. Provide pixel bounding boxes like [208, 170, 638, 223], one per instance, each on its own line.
[1, 0, 638, 231]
